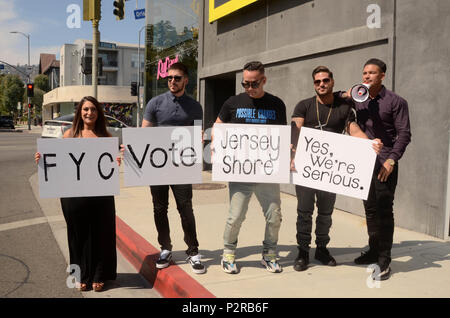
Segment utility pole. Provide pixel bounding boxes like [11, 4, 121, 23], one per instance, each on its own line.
[137, 25, 145, 127]
[83, 0, 101, 99]
[92, 19, 100, 99]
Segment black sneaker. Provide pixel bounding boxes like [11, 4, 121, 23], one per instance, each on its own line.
[186, 254, 206, 274]
[354, 249, 378, 265]
[156, 250, 172, 269]
[315, 247, 337, 266]
[293, 249, 309, 272]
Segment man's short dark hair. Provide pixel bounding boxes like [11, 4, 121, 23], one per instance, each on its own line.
[312, 66, 333, 79]
[243, 61, 265, 74]
[364, 58, 387, 73]
[168, 62, 189, 77]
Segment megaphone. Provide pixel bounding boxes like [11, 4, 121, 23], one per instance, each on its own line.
[350, 83, 371, 102]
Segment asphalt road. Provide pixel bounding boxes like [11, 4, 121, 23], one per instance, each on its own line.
[0, 129, 81, 298]
[0, 127, 160, 300]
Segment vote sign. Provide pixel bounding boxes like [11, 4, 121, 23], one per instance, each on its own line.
[122, 126, 203, 186]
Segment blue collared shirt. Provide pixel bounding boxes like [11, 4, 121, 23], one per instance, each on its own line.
[144, 91, 203, 126]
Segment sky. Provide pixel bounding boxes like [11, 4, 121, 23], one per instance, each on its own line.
[0, 0, 151, 66]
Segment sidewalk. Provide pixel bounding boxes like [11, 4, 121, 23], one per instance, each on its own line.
[28, 127, 450, 298]
[115, 170, 450, 298]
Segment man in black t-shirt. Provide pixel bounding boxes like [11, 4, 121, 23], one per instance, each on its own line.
[215, 61, 287, 274]
[290, 66, 381, 272]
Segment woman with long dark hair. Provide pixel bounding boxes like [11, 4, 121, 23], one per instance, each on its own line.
[35, 96, 121, 292]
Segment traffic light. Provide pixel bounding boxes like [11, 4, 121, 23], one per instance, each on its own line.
[28, 103, 33, 109]
[27, 83, 34, 97]
[113, 0, 125, 20]
[131, 81, 137, 96]
[83, 0, 101, 21]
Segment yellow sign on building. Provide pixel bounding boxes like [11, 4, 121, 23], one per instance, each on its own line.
[209, 0, 259, 23]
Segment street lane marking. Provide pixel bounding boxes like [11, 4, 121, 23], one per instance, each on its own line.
[0, 215, 64, 232]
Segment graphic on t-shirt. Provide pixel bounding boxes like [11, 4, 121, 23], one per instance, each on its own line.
[235, 107, 277, 124]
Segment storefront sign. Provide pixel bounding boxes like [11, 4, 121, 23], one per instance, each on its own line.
[209, 0, 260, 23]
[157, 55, 179, 79]
[291, 127, 377, 200]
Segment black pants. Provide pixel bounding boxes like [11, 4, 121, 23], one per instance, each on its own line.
[295, 185, 336, 252]
[363, 165, 398, 267]
[150, 184, 199, 256]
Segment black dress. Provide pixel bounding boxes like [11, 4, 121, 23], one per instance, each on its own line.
[61, 196, 117, 285]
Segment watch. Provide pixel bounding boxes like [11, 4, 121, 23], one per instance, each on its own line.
[386, 159, 395, 166]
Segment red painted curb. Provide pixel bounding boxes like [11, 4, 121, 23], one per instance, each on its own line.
[115, 216, 215, 298]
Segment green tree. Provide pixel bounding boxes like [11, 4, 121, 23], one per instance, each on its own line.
[0, 74, 24, 116]
[34, 74, 50, 92]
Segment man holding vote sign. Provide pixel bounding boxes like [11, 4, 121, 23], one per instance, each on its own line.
[140, 62, 205, 274]
[290, 66, 382, 272]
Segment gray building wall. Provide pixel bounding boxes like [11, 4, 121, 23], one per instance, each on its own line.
[198, 0, 450, 238]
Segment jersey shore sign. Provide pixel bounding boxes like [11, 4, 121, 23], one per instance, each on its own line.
[291, 127, 377, 200]
[122, 126, 203, 186]
[37, 138, 120, 198]
[212, 123, 290, 183]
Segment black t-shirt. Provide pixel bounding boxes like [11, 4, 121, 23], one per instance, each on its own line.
[292, 92, 355, 133]
[218, 92, 287, 125]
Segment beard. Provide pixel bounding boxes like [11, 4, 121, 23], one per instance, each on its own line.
[169, 82, 186, 95]
[315, 88, 332, 97]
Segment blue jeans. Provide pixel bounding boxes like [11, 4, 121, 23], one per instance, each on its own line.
[223, 182, 282, 255]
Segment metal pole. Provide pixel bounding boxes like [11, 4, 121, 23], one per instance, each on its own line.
[92, 19, 99, 99]
[137, 25, 145, 127]
[27, 34, 31, 131]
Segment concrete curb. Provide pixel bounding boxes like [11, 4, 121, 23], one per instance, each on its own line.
[116, 216, 215, 298]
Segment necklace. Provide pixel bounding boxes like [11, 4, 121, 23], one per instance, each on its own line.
[315, 97, 333, 130]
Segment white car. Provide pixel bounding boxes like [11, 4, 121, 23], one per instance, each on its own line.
[41, 113, 129, 144]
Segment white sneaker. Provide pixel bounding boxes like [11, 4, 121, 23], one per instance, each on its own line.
[156, 250, 172, 269]
[186, 254, 206, 274]
[221, 254, 238, 274]
[261, 253, 282, 273]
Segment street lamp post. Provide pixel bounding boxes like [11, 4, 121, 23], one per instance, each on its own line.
[137, 25, 145, 127]
[10, 31, 31, 130]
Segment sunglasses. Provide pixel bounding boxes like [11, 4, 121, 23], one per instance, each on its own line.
[314, 78, 331, 86]
[167, 75, 183, 82]
[241, 80, 262, 89]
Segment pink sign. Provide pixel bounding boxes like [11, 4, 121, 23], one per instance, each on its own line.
[157, 55, 179, 80]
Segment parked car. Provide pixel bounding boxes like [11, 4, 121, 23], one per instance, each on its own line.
[41, 113, 129, 144]
[0, 116, 15, 129]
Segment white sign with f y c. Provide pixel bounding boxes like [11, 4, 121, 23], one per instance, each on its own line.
[37, 138, 120, 198]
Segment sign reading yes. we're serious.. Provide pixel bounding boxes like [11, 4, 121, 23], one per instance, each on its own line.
[292, 127, 377, 200]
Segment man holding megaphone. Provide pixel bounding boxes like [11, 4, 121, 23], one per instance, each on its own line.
[343, 58, 411, 281]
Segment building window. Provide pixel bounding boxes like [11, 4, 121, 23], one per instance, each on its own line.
[131, 54, 145, 69]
